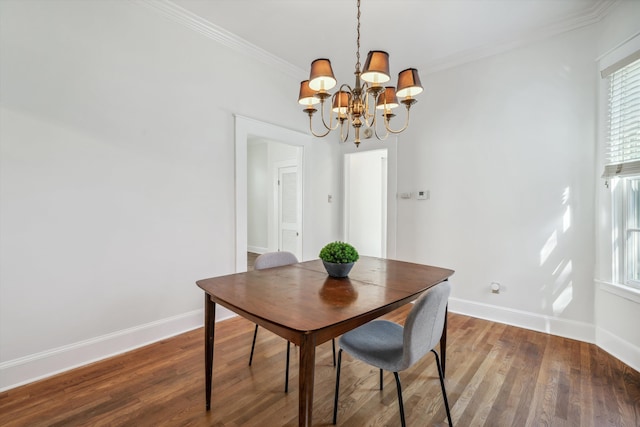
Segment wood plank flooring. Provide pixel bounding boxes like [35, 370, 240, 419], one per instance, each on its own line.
[1, 307, 638, 426]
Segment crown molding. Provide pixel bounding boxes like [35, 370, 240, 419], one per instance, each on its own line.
[135, 0, 306, 79]
[422, 0, 621, 74]
[137, 0, 620, 78]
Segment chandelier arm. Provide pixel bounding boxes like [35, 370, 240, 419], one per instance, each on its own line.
[373, 113, 391, 141]
[339, 116, 351, 143]
[362, 86, 377, 128]
[319, 98, 341, 131]
[308, 113, 332, 138]
[383, 104, 413, 134]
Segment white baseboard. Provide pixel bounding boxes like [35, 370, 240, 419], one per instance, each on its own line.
[596, 327, 640, 372]
[247, 245, 267, 254]
[0, 306, 236, 392]
[448, 297, 595, 343]
[5, 298, 635, 393]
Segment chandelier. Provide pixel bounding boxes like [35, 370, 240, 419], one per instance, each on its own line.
[297, 0, 423, 147]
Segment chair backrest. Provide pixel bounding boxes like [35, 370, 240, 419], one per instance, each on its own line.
[401, 281, 451, 369]
[253, 251, 298, 270]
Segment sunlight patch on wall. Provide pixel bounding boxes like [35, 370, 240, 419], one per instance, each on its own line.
[540, 230, 557, 266]
[562, 187, 570, 204]
[553, 282, 573, 315]
[563, 206, 571, 233]
[562, 187, 572, 233]
[554, 260, 573, 291]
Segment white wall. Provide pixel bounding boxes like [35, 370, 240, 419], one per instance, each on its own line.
[247, 141, 269, 252]
[2, 0, 638, 392]
[395, 25, 599, 342]
[593, 0, 640, 371]
[0, 0, 339, 390]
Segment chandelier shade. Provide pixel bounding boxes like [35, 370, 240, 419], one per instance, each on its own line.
[376, 86, 399, 110]
[299, 0, 422, 146]
[396, 68, 423, 99]
[332, 91, 351, 114]
[308, 59, 337, 92]
[361, 50, 391, 85]
[298, 80, 321, 107]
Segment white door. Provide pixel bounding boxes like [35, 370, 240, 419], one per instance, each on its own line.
[278, 165, 302, 258]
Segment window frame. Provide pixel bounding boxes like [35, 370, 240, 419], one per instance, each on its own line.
[604, 55, 640, 290]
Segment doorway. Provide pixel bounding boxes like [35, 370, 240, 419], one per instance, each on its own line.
[235, 116, 311, 272]
[344, 149, 388, 257]
[246, 140, 302, 260]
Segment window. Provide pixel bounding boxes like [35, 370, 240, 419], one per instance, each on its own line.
[625, 178, 640, 284]
[603, 57, 640, 288]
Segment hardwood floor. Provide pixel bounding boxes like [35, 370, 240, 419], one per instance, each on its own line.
[1, 307, 638, 426]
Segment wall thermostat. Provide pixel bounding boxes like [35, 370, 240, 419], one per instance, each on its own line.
[416, 190, 429, 200]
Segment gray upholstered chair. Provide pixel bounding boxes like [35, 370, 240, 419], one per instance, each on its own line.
[332, 281, 453, 426]
[250, 251, 336, 393]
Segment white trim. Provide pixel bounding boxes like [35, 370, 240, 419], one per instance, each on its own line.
[137, 0, 618, 77]
[135, 0, 305, 79]
[0, 308, 232, 392]
[596, 279, 640, 303]
[424, 0, 619, 73]
[448, 297, 595, 343]
[596, 327, 640, 372]
[597, 30, 640, 73]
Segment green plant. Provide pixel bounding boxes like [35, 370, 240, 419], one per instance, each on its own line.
[319, 241, 359, 264]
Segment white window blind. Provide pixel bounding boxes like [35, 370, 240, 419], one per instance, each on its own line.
[602, 58, 640, 179]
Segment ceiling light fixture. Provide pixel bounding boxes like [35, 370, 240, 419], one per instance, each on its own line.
[298, 0, 423, 147]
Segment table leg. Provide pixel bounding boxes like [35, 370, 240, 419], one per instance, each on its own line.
[205, 294, 216, 410]
[440, 304, 448, 377]
[299, 333, 316, 427]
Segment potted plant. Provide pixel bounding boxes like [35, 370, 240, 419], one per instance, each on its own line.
[319, 241, 359, 278]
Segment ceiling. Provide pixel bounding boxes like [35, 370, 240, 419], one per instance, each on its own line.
[170, 0, 614, 81]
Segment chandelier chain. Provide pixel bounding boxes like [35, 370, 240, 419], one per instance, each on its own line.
[356, 0, 361, 73]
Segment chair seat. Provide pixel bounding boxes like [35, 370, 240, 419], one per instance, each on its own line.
[339, 320, 404, 372]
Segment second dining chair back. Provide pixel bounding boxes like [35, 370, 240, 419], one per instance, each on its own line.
[250, 251, 298, 392]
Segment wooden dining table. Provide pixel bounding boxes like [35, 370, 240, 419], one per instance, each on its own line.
[196, 256, 454, 426]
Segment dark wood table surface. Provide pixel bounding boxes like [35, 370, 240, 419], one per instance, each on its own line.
[196, 256, 454, 426]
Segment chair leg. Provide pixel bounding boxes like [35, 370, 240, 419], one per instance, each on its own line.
[332, 349, 343, 425]
[380, 369, 383, 390]
[432, 349, 453, 426]
[249, 324, 259, 366]
[393, 372, 406, 427]
[332, 338, 336, 367]
[285, 341, 291, 393]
